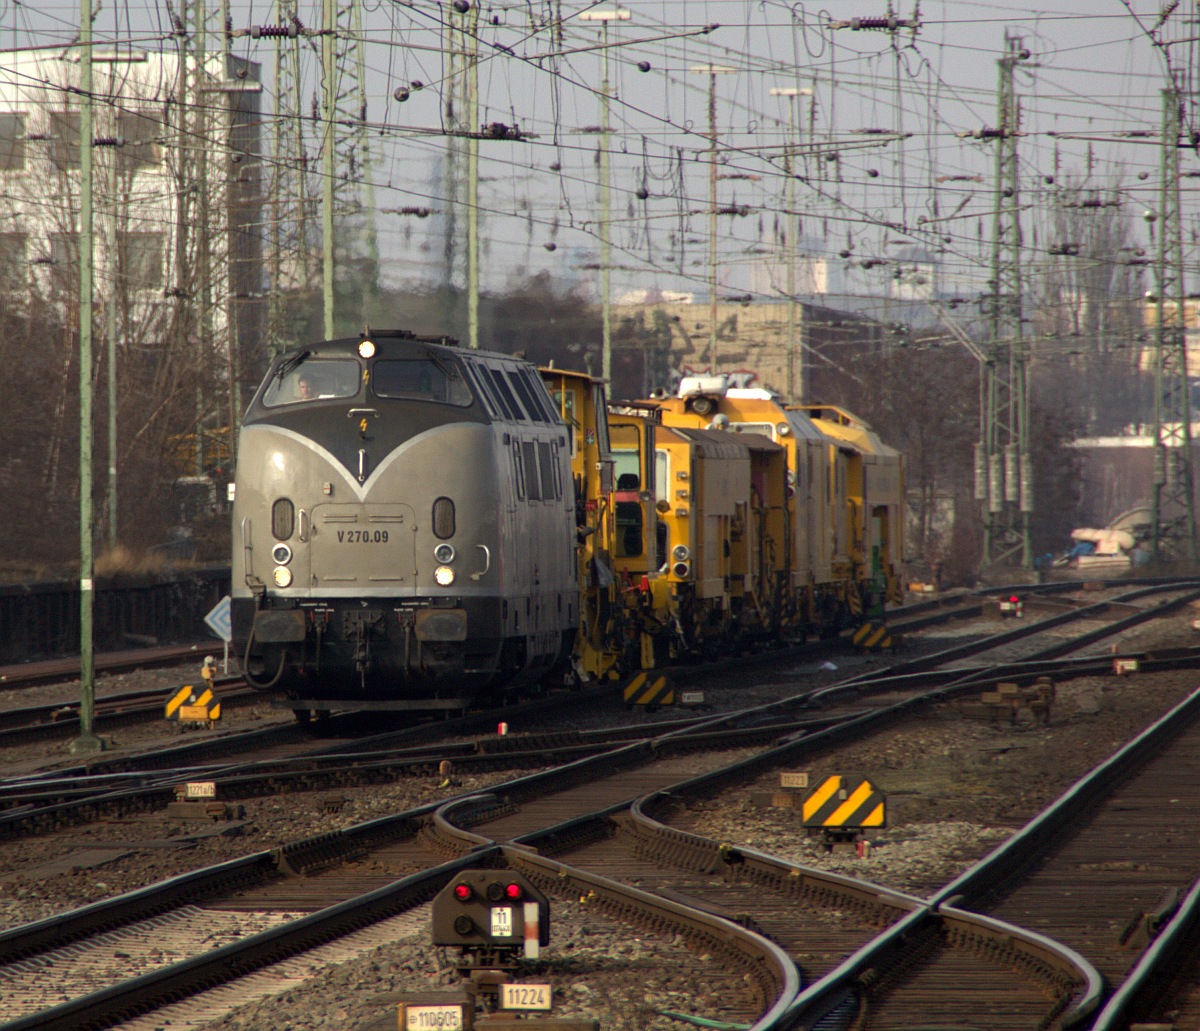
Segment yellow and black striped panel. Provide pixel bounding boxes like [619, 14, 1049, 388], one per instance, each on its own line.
[852, 622, 892, 650]
[802, 775, 886, 829]
[165, 685, 195, 719]
[168, 686, 219, 722]
[622, 672, 675, 706]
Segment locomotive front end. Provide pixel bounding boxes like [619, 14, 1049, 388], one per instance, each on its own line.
[231, 332, 561, 712]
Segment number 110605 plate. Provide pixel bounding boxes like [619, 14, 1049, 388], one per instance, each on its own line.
[403, 1004, 464, 1031]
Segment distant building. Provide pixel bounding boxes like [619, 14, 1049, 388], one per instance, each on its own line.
[611, 295, 889, 401]
[1137, 298, 1200, 376]
[0, 48, 262, 360]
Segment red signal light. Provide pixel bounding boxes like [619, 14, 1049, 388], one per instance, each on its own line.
[504, 882, 523, 901]
[1009, 595, 1019, 603]
[453, 883, 473, 902]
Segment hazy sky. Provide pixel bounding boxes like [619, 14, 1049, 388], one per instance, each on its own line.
[2, 1, 1196, 314]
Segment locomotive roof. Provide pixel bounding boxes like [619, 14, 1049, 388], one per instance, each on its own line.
[276, 332, 523, 364]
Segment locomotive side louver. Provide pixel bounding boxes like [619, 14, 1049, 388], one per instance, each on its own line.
[272, 498, 295, 540]
[433, 497, 456, 539]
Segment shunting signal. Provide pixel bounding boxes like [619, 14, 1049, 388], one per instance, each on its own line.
[802, 775, 886, 831]
[432, 870, 550, 970]
[998, 594, 1023, 618]
[852, 621, 894, 651]
[165, 684, 221, 726]
[622, 672, 675, 706]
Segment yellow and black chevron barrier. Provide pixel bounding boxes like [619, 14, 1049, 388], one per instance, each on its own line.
[165, 685, 221, 725]
[802, 775, 886, 830]
[622, 672, 675, 706]
[852, 621, 893, 651]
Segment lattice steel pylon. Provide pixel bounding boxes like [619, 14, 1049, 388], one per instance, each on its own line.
[1151, 87, 1197, 562]
[976, 32, 1032, 572]
[440, 11, 466, 299]
[320, 0, 373, 337]
[267, 0, 316, 355]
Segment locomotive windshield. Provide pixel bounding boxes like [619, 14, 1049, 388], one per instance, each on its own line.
[372, 358, 472, 406]
[263, 358, 361, 406]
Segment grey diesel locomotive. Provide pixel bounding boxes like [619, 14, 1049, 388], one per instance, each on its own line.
[230, 329, 579, 713]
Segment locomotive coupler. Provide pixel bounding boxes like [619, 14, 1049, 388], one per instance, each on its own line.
[342, 607, 384, 681]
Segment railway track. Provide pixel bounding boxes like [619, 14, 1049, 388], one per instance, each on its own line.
[774, 682, 1200, 1028]
[2, 582, 1194, 841]
[0, 676, 260, 746]
[0, 590, 950, 743]
[1, 582, 1198, 1028]
[0, 643, 211, 691]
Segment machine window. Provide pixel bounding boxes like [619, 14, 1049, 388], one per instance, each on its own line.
[591, 385, 611, 454]
[550, 441, 563, 498]
[523, 441, 542, 500]
[610, 424, 641, 490]
[0, 114, 26, 171]
[263, 358, 361, 406]
[508, 371, 545, 422]
[512, 440, 526, 498]
[550, 388, 579, 454]
[537, 441, 555, 500]
[487, 367, 526, 420]
[373, 358, 472, 405]
[518, 368, 559, 423]
[655, 449, 669, 500]
[615, 500, 643, 557]
[482, 367, 518, 420]
[461, 361, 499, 417]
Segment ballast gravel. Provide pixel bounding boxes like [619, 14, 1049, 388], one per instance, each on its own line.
[170, 900, 752, 1031]
[4, 601, 1200, 1030]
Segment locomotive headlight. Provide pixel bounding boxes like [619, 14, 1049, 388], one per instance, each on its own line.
[272, 566, 293, 588]
[434, 565, 455, 586]
[272, 543, 293, 565]
[672, 544, 690, 562]
[358, 339, 376, 358]
[434, 543, 456, 564]
[776, 422, 791, 437]
[672, 561, 690, 578]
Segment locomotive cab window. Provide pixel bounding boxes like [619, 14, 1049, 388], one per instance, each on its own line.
[550, 389, 578, 454]
[610, 424, 641, 491]
[263, 358, 360, 406]
[373, 358, 472, 405]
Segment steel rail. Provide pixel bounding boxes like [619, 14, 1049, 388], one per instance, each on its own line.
[914, 684, 1200, 1028]
[828, 581, 1200, 692]
[0, 741, 793, 1029]
[0, 572, 1181, 692]
[4, 585, 1191, 846]
[0, 710, 865, 820]
[0, 677, 254, 743]
[2, 583, 1196, 1026]
[0, 643, 213, 690]
[431, 793, 812, 1027]
[1088, 872, 1200, 1030]
[509, 847, 803, 1031]
[0, 853, 486, 1031]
